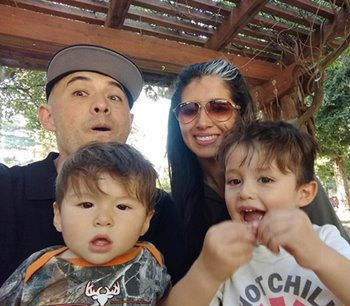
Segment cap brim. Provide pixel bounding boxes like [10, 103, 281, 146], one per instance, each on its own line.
[46, 44, 143, 108]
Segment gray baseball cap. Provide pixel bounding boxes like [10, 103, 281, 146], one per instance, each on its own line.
[46, 44, 143, 108]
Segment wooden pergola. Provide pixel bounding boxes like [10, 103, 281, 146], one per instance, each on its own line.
[0, 0, 349, 125]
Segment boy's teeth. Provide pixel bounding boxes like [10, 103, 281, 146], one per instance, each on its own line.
[243, 209, 265, 222]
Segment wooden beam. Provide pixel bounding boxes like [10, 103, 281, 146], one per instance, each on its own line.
[127, 9, 212, 37]
[123, 19, 205, 46]
[165, 0, 231, 14]
[251, 6, 350, 106]
[251, 15, 310, 39]
[105, 0, 131, 28]
[0, 0, 105, 25]
[309, 7, 350, 68]
[250, 63, 304, 106]
[262, 2, 322, 28]
[205, 0, 269, 50]
[280, 0, 335, 20]
[52, 0, 107, 12]
[133, 0, 221, 27]
[0, 46, 53, 71]
[231, 36, 281, 54]
[0, 4, 280, 82]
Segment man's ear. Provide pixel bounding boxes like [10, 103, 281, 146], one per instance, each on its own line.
[128, 112, 134, 135]
[53, 202, 63, 233]
[38, 104, 56, 132]
[298, 180, 318, 208]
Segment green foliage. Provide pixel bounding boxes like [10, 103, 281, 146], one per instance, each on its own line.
[156, 166, 171, 192]
[144, 84, 170, 101]
[0, 66, 58, 165]
[0, 67, 46, 131]
[315, 50, 350, 181]
[315, 157, 336, 191]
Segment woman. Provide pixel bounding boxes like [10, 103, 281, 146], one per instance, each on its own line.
[167, 58, 349, 271]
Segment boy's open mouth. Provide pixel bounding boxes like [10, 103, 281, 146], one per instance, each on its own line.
[241, 209, 265, 223]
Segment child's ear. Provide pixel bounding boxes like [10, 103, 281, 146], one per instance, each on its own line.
[53, 202, 63, 233]
[140, 210, 155, 236]
[298, 180, 318, 208]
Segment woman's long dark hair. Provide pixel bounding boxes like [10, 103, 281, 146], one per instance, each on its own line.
[166, 59, 255, 268]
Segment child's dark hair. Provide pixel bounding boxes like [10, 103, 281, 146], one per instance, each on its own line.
[56, 142, 158, 211]
[218, 120, 319, 187]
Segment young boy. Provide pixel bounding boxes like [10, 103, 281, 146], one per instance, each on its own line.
[0, 142, 170, 306]
[209, 120, 350, 305]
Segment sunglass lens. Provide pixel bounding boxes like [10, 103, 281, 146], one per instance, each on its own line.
[207, 100, 234, 121]
[177, 103, 199, 123]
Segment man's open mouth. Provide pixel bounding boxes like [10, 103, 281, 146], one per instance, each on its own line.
[92, 126, 111, 132]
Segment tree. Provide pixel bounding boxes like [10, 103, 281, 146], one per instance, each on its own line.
[0, 67, 56, 165]
[0, 66, 46, 130]
[315, 50, 350, 209]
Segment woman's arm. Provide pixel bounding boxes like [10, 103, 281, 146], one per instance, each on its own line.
[163, 220, 255, 306]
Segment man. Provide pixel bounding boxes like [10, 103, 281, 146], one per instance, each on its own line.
[0, 44, 185, 285]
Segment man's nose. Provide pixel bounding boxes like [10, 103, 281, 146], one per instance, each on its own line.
[91, 96, 110, 114]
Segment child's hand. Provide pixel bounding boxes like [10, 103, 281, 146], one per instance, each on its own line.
[257, 208, 323, 268]
[198, 220, 255, 283]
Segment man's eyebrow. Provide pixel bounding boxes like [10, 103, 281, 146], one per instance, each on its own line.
[66, 75, 125, 93]
[66, 75, 90, 86]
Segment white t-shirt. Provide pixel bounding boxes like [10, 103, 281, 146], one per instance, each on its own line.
[210, 224, 350, 306]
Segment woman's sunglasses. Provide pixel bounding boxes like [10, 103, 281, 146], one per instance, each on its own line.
[173, 99, 241, 124]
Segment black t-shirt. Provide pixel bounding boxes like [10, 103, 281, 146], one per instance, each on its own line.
[0, 152, 186, 285]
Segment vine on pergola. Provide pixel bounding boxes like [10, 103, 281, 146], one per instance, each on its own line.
[258, 0, 350, 134]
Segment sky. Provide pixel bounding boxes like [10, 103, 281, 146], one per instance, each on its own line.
[130, 92, 171, 173]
